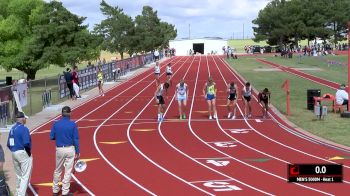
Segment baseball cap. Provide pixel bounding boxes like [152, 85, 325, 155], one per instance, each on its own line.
[16, 111, 28, 119]
[62, 106, 71, 113]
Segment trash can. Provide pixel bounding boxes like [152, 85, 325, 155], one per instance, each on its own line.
[307, 89, 321, 110]
[5, 76, 12, 86]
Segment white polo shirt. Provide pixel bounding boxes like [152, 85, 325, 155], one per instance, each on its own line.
[335, 89, 349, 105]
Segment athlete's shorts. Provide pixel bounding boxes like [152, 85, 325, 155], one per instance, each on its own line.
[166, 73, 172, 76]
[98, 80, 103, 85]
[206, 94, 216, 101]
[156, 96, 165, 105]
[243, 95, 251, 102]
[228, 93, 236, 101]
[260, 97, 268, 104]
[177, 94, 187, 101]
[155, 73, 160, 76]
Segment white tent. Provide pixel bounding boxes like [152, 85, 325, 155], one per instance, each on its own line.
[169, 38, 227, 56]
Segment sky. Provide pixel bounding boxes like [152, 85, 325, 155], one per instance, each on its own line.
[53, 0, 270, 39]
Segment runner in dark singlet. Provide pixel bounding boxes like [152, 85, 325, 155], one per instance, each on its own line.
[226, 82, 239, 119]
[258, 88, 271, 118]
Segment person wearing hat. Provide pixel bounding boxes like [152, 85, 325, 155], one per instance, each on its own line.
[258, 88, 271, 119]
[176, 79, 189, 119]
[335, 84, 348, 108]
[50, 106, 80, 196]
[7, 111, 32, 196]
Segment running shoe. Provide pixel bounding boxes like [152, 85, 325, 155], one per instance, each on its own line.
[231, 115, 236, 119]
[209, 116, 213, 120]
[213, 113, 217, 119]
[227, 112, 232, 119]
[182, 114, 186, 119]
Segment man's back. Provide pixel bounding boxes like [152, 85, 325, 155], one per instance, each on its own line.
[336, 89, 349, 105]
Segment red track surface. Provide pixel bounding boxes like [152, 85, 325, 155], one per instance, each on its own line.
[29, 56, 350, 195]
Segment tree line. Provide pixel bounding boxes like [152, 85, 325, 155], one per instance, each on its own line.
[252, 0, 350, 48]
[0, 0, 177, 80]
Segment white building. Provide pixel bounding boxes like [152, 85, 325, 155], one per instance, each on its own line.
[169, 38, 227, 56]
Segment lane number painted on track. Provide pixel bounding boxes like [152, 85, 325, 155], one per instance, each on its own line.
[214, 142, 237, 148]
[229, 129, 250, 134]
[203, 181, 242, 192]
[206, 160, 230, 167]
[255, 119, 263, 123]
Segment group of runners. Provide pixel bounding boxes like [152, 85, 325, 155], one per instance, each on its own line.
[154, 62, 271, 122]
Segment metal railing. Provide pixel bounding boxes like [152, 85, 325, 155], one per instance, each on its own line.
[58, 53, 158, 98]
[0, 52, 162, 122]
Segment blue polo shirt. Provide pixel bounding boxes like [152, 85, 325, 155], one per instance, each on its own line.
[7, 122, 31, 152]
[50, 117, 80, 154]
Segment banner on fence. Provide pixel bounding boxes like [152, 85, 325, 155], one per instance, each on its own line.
[15, 83, 28, 107]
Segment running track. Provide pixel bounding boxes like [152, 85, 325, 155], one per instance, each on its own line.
[28, 56, 350, 195]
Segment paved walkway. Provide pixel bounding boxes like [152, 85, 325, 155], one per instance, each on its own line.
[0, 61, 158, 194]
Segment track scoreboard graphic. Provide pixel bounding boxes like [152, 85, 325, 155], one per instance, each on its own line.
[288, 164, 343, 183]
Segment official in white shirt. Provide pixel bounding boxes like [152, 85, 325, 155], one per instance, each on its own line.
[335, 84, 349, 108]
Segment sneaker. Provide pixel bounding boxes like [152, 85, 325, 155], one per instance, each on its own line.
[209, 116, 213, 120]
[182, 114, 186, 119]
[179, 115, 183, 120]
[231, 115, 236, 119]
[227, 112, 232, 119]
[248, 114, 252, 118]
[102, 94, 105, 97]
[213, 113, 217, 119]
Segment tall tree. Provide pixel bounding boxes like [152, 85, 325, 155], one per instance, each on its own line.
[253, 0, 350, 47]
[134, 6, 162, 52]
[94, 0, 134, 59]
[159, 21, 177, 48]
[0, 0, 99, 80]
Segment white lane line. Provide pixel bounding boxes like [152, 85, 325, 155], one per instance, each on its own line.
[28, 57, 178, 196]
[183, 56, 273, 195]
[210, 55, 337, 194]
[218, 56, 350, 181]
[125, 56, 216, 195]
[92, 57, 187, 195]
[190, 179, 234, 184]
[194, 157, 230, 160]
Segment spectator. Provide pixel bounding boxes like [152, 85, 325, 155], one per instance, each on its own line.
[72, 66, 81, 98]
[154, 50, 160, 61]
[335, 84, 349, 108]
[63, 68, 75, 100]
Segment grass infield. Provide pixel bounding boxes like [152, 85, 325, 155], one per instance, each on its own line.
[227, 56, 350, 147]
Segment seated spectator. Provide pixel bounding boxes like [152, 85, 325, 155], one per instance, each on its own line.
[335, 84, 348, 108]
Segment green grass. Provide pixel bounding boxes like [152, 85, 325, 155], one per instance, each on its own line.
[227, 57, 350, 147]
[227, 39, 347, 54]
[228, 39, 310, 53]
[0, 51, 126, 81]
[261, 55, 348, 84]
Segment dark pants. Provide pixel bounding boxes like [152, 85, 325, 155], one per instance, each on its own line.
[66, 82, 75, 98]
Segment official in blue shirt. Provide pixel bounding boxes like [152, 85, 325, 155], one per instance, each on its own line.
[7, 111, 33, 196]
[50, 106, 79, 196]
